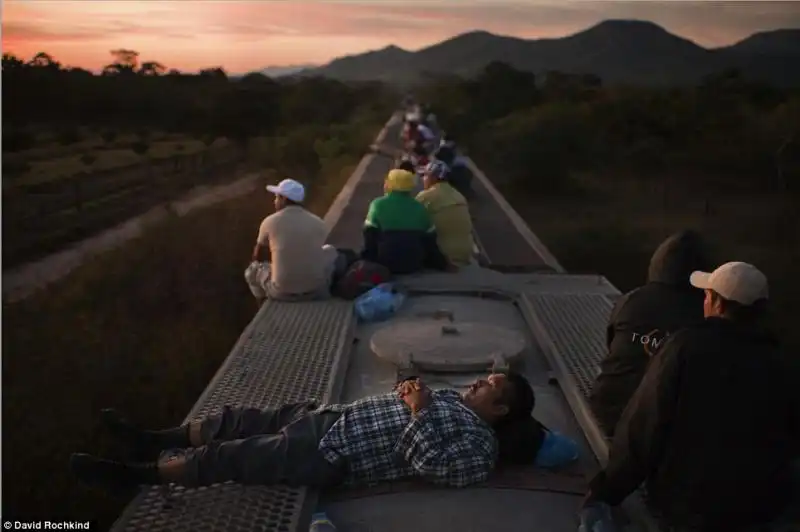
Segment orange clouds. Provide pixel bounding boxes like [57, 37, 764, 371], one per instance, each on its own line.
[3, 1, 799, 73]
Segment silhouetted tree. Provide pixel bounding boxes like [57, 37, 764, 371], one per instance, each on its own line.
[2, 53, 25, 72]
[28, 52, 59, 69]
[199, 67, 228, 81]
[103, 49, 139, 76]
[139, 61, 167, 76]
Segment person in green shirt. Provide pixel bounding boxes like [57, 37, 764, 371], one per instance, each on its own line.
[361, 169, 453, 274]
[415, 161, 475, 266]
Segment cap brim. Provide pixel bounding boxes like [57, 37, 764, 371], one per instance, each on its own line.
[265, 185, 281, 195]
[689, 271, 712, 290]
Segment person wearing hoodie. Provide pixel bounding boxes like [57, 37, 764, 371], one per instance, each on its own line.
[589, 230, 711, 437]
[581, 261, 800, 532]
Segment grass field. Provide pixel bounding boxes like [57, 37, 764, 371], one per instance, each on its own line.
[499, 173, 800, 355]
[5, 131, 230, 187]
[1, 142, 366, 528]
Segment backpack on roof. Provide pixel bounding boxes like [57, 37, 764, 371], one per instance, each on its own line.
[333, 260, 392, 300]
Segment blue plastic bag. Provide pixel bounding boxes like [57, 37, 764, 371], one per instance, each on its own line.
[309, 512, 337, 532]
[578, 502, 618, 532]
[354, 283, 406, 323]
[534, 430, 580, 468]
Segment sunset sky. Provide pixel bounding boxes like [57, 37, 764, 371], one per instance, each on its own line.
[3, 0, 799, 74]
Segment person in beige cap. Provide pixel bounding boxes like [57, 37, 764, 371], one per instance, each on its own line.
[582, 261, 800, 531]
[245, 178, 338, 304]
[689, 261, 769, 319]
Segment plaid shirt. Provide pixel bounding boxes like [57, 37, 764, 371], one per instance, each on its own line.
[316, 389, 497, 487]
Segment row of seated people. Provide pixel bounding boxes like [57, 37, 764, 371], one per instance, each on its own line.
[581, 231, 800, 531]
[242, 155, 474, 306]
[399, 132, 474, 200]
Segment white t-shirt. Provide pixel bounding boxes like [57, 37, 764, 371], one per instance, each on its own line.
[256, 206, 332, 295]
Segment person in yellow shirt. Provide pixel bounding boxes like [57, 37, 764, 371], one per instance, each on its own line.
[415, 161, 475, 266]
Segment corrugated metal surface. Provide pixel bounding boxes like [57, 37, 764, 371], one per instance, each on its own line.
[109, 277, 355, 532]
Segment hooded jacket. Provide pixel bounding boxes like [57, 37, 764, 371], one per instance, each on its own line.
[589, 318, 800, 531]
[589, 230, 711, 436]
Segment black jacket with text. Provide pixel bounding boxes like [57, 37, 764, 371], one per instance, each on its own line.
[589, 318, 800, 531]
[589, 230, 710, 436]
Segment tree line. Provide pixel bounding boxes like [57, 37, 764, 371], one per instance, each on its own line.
[2, 50, 394, 159]
[417, 62, 800, 196]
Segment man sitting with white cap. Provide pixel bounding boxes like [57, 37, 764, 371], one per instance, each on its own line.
[580, 261, 800, 532]
[245, 178, 338, 305]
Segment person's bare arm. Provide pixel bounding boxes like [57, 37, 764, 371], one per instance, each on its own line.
[253, 218, 272, 262]
[252, 240, 271, 263]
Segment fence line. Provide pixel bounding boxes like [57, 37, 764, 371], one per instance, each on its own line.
[4, 145, 245, 268]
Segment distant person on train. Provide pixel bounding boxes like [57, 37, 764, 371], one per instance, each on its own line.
[244, 179, 338, 305]
[70, 373, 537, 491]
[440, 133, 456, 150]
[395, 156, 416, 174]
[416, 161, 475, 267]
[411, 143, 432, 170]
[417, 121, 437, 153]
[588, 230, 711, 437]
[361, 169, 454, 274]
[581, 262, 800, 532]
[433, 141, 473, 198]
[403, 119, 436, 155]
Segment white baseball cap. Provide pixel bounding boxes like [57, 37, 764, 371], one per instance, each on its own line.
[689, 261, 769, 305]
[266, 179, 305, 203]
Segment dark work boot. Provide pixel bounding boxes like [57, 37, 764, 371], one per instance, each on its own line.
[100, 408, 189, 460]
[70, 453, 160, 495]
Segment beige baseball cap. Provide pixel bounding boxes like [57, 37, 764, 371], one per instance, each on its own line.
[689, 261, 769, 305]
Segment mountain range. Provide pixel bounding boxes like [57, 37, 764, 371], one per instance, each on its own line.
[302, 20, 800, 87]
[238, 64, 319, 78]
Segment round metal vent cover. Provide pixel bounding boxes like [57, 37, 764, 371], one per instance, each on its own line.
[370, 319, 526, 372]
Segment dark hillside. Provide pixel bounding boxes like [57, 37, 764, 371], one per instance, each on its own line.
[310, 19, 800, 87]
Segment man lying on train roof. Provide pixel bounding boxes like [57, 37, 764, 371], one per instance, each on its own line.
[588, 230, 711, 437]
[69, 373, 536, 491]
[361, 169, 456, 275]
[416, 161, 475, 268]
[245, 178, 340, 305]
[581, 262, 800, 532]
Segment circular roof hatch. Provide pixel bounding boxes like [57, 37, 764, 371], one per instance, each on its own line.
[370, 319, 526, 372]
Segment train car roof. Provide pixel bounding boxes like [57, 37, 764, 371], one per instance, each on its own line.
[109, 113, 659, 532]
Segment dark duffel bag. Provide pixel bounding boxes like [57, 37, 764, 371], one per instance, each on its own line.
[333, 259, 392, 300]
